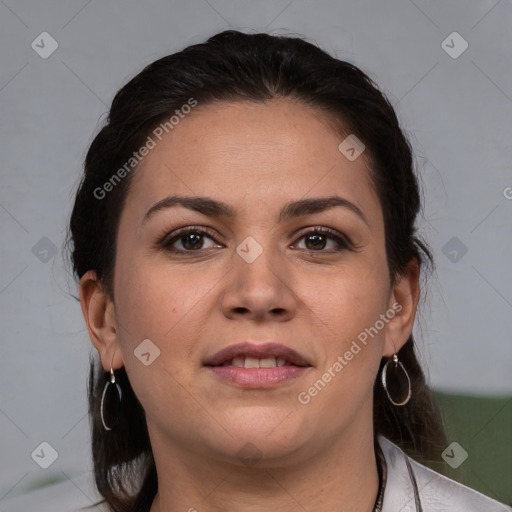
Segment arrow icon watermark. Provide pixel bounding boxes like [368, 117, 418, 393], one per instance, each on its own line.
[134, 338, 161, 366]
[338, 134, 365, 161]
[31, 441, 59, 469]
[236, 236, 263, 263]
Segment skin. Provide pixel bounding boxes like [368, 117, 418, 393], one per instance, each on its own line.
[80, 98, 419, 512]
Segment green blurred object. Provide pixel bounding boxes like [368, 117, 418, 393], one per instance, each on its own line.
[21, 473, 67, 493]
[432, 390, 512, 506]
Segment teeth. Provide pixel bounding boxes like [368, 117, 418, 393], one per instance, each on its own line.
[225, 356, 289, 368]
[244, 357, 261, 368]
[259, 357, 277, 368]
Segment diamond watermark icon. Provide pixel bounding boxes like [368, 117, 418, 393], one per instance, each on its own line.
[134, 338, 161, 366]
[338, 134, 365, 161]
[236, 236, 263, 263]
[237, 442, 263, 466]
[442, 441, 468, 469]
[441, 32, 468, 59]
[442, 236, 468, 263]
[32, 237, 58, 263]
[31, 32, 59, 59]
[31, 441, 58, 469]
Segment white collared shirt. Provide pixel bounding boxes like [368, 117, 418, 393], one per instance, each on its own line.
[3, 436, 511, 511]
[378, 435, 511, 511]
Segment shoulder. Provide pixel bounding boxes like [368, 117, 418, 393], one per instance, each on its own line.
[378, 435, 512, 512]
[0, 471, 109, 512]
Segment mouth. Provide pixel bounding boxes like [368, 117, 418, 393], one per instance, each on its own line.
[216, 356, 299, 368]
[203, 342, 312, 388]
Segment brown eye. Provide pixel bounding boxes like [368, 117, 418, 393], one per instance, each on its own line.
[179, 232, 205, 250]
[304, 233, 327, 250]
[294, 228, 351, 252]
[162, 228, 221, 253]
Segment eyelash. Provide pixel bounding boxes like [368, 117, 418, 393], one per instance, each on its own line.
[158, 225, 352, 255]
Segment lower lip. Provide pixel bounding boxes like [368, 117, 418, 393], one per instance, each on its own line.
[206, 365, 310, 388]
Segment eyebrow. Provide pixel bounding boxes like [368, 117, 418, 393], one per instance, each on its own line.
[142, 194, 368, 226]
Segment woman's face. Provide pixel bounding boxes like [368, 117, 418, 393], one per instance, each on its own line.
[102, 99, 414, 464]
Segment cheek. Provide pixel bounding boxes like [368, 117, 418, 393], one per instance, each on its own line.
[298, 258, 389, 404]
[112, 261, 208, 424]
[304, 255, 390, 344]
[113, 256, 223, 394]
[114, 257, 214, 343]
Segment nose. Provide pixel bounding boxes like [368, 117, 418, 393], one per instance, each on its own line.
[220, 243, 297, 323]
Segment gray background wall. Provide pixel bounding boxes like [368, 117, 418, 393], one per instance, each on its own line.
[1, 0, 511, 504]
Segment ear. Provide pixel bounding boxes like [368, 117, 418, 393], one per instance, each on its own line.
[79, 270, 124, 371]
[383, 259, 420, 357]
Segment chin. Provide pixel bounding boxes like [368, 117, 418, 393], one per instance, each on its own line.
[204, 410, 309, 464]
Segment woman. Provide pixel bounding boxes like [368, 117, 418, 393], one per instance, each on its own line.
[66, 30, 510, 511]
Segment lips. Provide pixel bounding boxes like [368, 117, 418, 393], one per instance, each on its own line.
[203, 342, 311, 368]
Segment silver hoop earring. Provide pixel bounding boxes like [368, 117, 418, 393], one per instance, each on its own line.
[381, 353, 411, 406]
[100, 367, 122, 431]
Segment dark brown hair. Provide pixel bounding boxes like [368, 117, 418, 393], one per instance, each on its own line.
[66, 30, 446, 511]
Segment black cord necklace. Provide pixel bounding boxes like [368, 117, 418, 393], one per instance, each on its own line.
[373, 441, 387, 512]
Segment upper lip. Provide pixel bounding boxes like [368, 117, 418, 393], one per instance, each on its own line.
[204, 342, 311, 367]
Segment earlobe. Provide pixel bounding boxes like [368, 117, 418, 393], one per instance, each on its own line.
[383, 259, 420, 357]
[79, 270, 124, 371]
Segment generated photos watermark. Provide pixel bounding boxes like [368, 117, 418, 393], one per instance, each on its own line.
[93, 97, 198, 200]
[297, 301, 402, 405]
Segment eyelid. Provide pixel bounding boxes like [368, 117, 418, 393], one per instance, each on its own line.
[158, 225, 221, 248]
[158, 224, 353, 254]
[293, 226, 353, 250]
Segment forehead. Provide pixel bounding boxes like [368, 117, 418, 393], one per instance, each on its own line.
[126, 99, 378, 222]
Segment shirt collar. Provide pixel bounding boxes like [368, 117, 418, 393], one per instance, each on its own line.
[378, 434, 422, 512]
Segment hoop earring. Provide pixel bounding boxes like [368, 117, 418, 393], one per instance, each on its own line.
[100, 367, 122, 431]
[381, 353, 411, 406]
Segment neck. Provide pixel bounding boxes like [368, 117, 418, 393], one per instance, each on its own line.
[148, 406, 380, 512]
